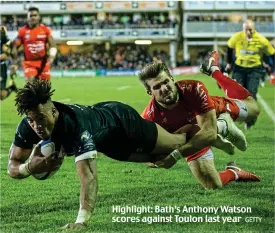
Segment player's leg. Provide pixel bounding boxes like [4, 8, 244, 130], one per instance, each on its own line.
[151, 124, 186, 154]
[23, 63, 37, 82]
[0, 64, 16, 100]
[188, 150, 223, 189]
[127, 122, 186, 167]
[244, 67, 264, 128]
[188, 150, 260, 190]
[200, 52, 260, 124]
[200, 51, 252, 100]
[38, 63, 51, 81]
[212, 71, 260, 122]
[108, 102, 186, 165]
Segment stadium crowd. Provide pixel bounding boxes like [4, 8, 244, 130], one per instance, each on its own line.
[13, 45, 170, 70]
[2, 12, 178, 30]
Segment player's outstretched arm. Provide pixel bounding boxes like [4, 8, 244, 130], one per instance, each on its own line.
[48, 35, 57, 64]
[8, 143, 58, 179]
[62, 158, 98, 229]
[177, 110, 217, 156]
[8, 144, 32, 179]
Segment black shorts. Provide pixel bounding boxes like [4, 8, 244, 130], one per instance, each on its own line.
[93, 102, 158, 161]
[0, 64, 7, 90]
[233, 64, 265, 99]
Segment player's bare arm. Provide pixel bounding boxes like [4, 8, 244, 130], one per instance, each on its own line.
[11, 38, 22, 59]
[62, 158, 98, 229]
[8, 143, 60, 179]
[47, 36, 57, 64]
[152, 111, 217, 168]
[8, 144, 32, 178]
[177, 109, 217, 156]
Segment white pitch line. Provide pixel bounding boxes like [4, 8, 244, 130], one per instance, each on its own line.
[117, 86, 131, 91]
[257, 94, 275, 124]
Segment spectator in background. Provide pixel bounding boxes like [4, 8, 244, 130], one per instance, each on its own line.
[11, 44, 170, 71]
[225, 19, 275, 129]
[2, 12, 177, 30]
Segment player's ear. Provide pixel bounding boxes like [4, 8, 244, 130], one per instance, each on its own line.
[52, 107, 57, 117]
[147, 90, 152, 95]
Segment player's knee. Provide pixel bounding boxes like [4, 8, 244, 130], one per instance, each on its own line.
[254, 104, 260, 117]
[249, 103, 260, 120]
[245, 97, 260, 119]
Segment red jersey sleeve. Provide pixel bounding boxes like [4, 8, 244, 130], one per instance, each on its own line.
[177, 80, 214, 116]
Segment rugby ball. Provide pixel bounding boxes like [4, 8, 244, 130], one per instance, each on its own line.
[40, 139, 55, 157]
[32, 140, 64, 180]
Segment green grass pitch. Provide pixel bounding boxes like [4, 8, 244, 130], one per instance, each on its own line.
[1, 74, 274, 233]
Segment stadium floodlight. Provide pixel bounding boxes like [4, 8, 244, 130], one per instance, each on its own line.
[66, 41, 84, 45]
[134, 40, 152, 45]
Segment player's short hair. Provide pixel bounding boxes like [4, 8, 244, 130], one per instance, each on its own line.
[28, 7, 39, 13]
[243, 19, 255, 29]
[15, 80, 54, 115]
[138, 61, 172, 91]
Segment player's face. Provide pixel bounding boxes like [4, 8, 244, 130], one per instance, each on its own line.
[243, 24, 254, 39]
[27, 10, 40, 27]
[26, 105, 57, 140]
[146, 71, 178, 106]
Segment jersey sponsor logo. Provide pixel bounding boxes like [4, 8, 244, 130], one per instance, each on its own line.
[136, 148, 143, 153]
[179, 83, 192, 92]
[186, 113, 196, 123]
[80, 131, 95, 152]
[161, 117, 168, 124]
[196, 83, 208, 108]
[147, 105, 154, 118]
[240, 49, 256, 55]
[27, 41, 45, 54]
[37, 34, 47, 39]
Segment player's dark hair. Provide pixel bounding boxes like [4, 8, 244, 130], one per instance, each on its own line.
[15, 80, 55, 115]
[138, 61, 172, 91]
[28, 7, 39, 13]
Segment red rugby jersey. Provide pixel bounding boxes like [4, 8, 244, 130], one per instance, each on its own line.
[142, 80, 215, 133]
[16, 24, 51, 61]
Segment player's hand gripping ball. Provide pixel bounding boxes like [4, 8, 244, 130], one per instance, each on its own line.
[30, 140, 64, 180]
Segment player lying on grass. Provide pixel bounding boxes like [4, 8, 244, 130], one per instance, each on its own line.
[139, 53, 260, 190]
[7, 80, 247, 229]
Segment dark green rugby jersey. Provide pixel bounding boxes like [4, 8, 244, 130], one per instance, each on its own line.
[13, 101, 141, 161]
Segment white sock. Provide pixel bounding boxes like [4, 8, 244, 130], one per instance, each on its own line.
[210, 66, 220, 74]
[217, 119, 228, 137]
[228, 169, 239, 181]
